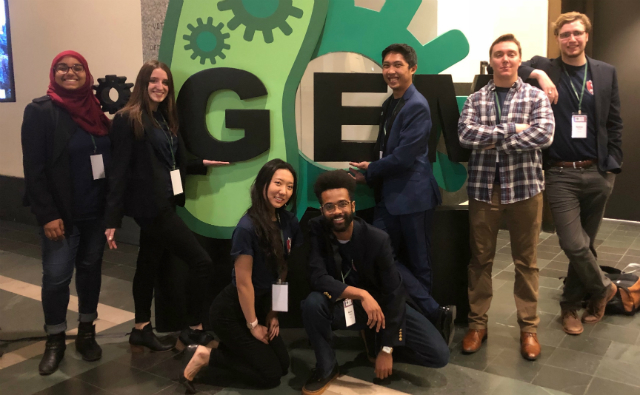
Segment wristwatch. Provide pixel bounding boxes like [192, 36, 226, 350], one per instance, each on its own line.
[381, 346, 393, 354]
[247, 318, 258, 330]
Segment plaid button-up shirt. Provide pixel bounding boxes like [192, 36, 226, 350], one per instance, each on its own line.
[458, 78, 555, 204]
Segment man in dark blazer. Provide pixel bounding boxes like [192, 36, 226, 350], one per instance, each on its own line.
[301, 170, 449, 395]
[349, 43, 454, 345]
[520, 12, 623, 336]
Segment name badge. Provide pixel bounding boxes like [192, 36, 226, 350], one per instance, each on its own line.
[379, 150, 383, 160]
[170, 169, 183, 195]
[571, 113, 588, 139]
[90, 154, 105, 180]
[344, 298, 356, 327]
[272, 282, 288, 312]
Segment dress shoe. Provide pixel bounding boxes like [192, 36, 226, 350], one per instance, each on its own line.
[302, 363, 339, 395]
[176, 328, 215, 351]
[435, 305, 456, 347]
[561, 309, 583, 335]
[75, 322, 102, 361]
[462, 328, 487, 354]
[39, 332, 66, 375]
[129, 323, 174, 352]
[179, 345, 199, 394]
[582, 283, 617, 324]
[520, 332, 540, 361]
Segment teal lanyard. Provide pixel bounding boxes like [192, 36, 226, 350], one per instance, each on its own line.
[158, 113, 176, 170]
[493, 91, 502, 123]
[341, 264, 352, 284]
[562, 62, 588, 114]
[89, 135, 97, 154]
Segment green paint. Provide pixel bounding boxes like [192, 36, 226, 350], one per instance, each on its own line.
[219, 0, 305, 43]
[196, 31, 218, 52]
[241, 0, 279, 18]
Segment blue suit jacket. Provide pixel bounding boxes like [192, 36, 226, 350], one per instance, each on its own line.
[365, 84, 441, 216]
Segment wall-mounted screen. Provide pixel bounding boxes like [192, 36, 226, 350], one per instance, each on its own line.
[0, 0, 15, 102]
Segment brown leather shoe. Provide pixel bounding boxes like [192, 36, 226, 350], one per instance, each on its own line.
[520, 332, 540, 361]
[582, 283, 617, 324]
[462, 329, 487, 354]
[561, 309, 584, 335]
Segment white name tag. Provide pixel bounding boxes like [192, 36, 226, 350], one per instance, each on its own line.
[272, 282, 288, 312]
[90, 154, 105, 180]
[170, 169, 183, 195]
[571, 114, 588, 139]
[344, 298, 356, 327]
[379, 150, 383, 159]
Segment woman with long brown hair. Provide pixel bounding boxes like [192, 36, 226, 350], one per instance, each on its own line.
[179, 159, 301, 393]
[104, 60, 227, 352]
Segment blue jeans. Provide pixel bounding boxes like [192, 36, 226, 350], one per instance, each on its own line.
[301, 292, 449, 378]
[40, 218, 105, 334]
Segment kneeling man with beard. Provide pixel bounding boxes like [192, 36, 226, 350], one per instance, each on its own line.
[301, 170, 449, 395]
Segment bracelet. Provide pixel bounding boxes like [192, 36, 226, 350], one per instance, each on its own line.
[247, 318, 258, 330]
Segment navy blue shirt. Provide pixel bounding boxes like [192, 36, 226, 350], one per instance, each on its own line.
[494, 87, 510, 184]
[335, 239, 360, 287]
[547, 62, 597, 162]
[231, 210, 303, 295]
[148, 111, 178, 197]
[68, 127, 111, 220]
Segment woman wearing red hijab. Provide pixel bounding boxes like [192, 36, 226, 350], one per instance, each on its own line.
[21, 51, 111, 375]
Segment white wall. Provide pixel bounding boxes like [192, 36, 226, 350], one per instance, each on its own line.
[0, 0, 143, 178]
[437, 0, 548, 82]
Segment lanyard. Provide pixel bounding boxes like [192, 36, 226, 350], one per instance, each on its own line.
[493, 91, 503, 123]
[341, 263, 352, 284]
[158, 113, 176, 170]
[562, 62, 588, 114]
[89, 135, 97, 154]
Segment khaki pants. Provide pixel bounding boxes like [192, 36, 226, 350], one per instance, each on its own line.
[468, 186, 542, 333]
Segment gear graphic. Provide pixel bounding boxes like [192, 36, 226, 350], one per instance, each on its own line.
[217, 0, 303, 44]
[183, 17, 231, 65]
[92, 75, 134, 114]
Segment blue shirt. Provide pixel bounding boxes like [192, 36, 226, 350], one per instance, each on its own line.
[336, 239, 360, 287]
[68, 126, 111, 220]
[231, 209, 302, 295]
[547, 62, 597, 162]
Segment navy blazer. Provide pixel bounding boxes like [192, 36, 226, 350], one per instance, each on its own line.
[307, 216, 407, 348]
[519, 56, 623, 173]
[365, 84, 441, 215]
[105, 112, 206, 228]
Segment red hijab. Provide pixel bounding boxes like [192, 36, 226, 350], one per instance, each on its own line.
[46, 50, 111, 136]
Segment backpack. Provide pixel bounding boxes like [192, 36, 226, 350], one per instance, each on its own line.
[604, 264, 640, 316]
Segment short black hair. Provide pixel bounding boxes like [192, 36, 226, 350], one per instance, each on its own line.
[382, 43, 417, 69]
[314, 170, 356, 203]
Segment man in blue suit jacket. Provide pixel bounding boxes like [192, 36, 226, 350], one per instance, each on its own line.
[350, 44, 454, 346]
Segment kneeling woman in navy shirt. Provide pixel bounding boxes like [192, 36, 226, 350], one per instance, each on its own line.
[180, 159, 302, 393]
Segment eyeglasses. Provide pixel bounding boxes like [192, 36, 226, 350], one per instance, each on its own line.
[321, 200, 351, 213]
[558, 30, 586, 40]
[54, 63, 85, 74]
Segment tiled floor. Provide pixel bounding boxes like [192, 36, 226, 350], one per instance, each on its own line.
[0, 219, 639, 395]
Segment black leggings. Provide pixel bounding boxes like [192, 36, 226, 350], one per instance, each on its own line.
[134, 208, 213, 325]
[209, 284, 289, 388]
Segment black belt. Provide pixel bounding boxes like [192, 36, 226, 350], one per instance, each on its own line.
[550, 159, 595, 169]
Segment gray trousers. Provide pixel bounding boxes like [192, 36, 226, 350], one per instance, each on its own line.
[545, 166, 615, 310]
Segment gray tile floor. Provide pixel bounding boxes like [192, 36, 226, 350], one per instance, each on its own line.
[0, 219, 639, 395]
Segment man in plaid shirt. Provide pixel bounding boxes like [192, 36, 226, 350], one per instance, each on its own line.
[458, 34, 555, 361]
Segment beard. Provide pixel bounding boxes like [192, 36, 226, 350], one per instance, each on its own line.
[325, 210, 354, 233]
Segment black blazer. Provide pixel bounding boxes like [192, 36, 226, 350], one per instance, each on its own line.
[105, 112, 206, 228]
[519, 56, 623, 173]
[307, 216, 407, 347]
[21, 96, 87, 228]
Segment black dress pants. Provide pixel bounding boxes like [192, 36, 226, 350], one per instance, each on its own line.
[208, 284, 289, 388]
[134, 207, 213, 325]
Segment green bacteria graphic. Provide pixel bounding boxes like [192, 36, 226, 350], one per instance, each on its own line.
[183, 17, 231, 64]
[217, 0, 304, 43]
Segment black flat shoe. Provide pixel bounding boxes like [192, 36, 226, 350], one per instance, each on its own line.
[76, 322, 102, 361]
[176, 328, 215, 351]
[180, 344, 199, 394]
[435, 305, 456, 347]
[129, 323, 174, 352]
[39, 332, 66, 375]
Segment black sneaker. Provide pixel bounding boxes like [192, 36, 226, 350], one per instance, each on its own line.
[435, 305, 456, 347]
[302, 364, 339, 395]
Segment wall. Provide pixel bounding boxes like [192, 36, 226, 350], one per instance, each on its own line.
[591, 0, 640, 221]
[0, 0, 143, 178]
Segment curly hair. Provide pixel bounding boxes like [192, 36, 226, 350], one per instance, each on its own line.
[313, 170, 356, 204]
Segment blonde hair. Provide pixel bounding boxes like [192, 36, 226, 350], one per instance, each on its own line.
[553, 12, 592, 36]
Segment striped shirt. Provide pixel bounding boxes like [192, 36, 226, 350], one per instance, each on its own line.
[458, 78, 555, 204]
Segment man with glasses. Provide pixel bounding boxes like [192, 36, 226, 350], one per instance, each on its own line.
[301, 170, 449, 395]
[520, 12, 623, 336]
[349, 44, 455, 347]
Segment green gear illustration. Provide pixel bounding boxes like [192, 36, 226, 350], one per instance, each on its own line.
[183, 17, 231, 64]
[217, 0, 304, 43]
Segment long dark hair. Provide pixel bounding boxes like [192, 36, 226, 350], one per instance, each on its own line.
[118, 60, 178, 140]
[247, 159, 298, 275]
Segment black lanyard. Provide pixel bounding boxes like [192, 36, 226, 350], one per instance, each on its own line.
[493, 91, 503, 123]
